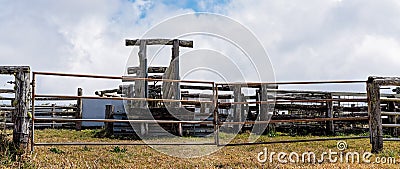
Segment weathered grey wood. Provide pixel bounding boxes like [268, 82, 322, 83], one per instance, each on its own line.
[162, 67, 173, 105]
[0, 89, 14, 93]
[200, 102, 206, 114]
[0, 66, 30, 74]
[254, 84, 269, 134]
[182, 93, 233, 99]
[367, 78, 383, 153]
[51, 104, 56, 129]
[0, 107, 5, 130]
[126, 39, 193, 48]
[139, 40, 148, 99]
[134, 40, 147, 108]
[233, 85, 242, 133]
[241, 93, 247, 126]
[372, 77, 400, 86]
[178, 123, 183, 137]
[127, 66, 168, 74]
[326, 94, 334, 135]
[105, 105, 114, 136]
[386, 97, 398, 136]
[172, 39, 180, 105]
[13, 68, 30, 153]
[75, 88, 83, 130]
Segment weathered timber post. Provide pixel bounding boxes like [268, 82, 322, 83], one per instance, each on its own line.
[51, 104, 56, 129]
[254, 84, 269, 134]
[368, 76, 400, 153]
[233, 85, 242, 133]
[367, 77, 383, 153]
[326, 93, 334, 135]
[135, 40, 148, 108]
[0, 66, 31, 153]
[105, 105, 114, 136]
[125, 39, 193, 106]
[171, 39, 180, 105]
[75, 88, 83, 130]
[0, 107, 5, 131]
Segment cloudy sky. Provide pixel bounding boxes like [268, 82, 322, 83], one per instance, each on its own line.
[1, 0, 399, 94]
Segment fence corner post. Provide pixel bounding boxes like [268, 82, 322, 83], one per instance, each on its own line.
[367, 77, 383, 153]
[12, 67, 30, 154]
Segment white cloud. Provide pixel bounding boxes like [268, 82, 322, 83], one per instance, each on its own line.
[1, 0, 400, 94]
[217, 0, 400, 84]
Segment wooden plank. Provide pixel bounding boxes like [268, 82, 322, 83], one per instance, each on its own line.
[372, 76, 400, 86]
[382, 124, 400, 128]
[0, 89, 14, 93]
[182, 93, 233, 99]
[126, 39, 193, 48]
[0, 97, 14, 100]
[127, 66, 168, 74]
[381, 112, 400, 116]
[0, 66, 30, 74]
[274, 104, 326, 111]
[381, 98, 400, 102]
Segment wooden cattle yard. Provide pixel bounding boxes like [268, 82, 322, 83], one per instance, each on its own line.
[0, 39, 399, 156]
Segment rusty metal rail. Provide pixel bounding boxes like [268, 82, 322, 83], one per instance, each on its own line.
[30, 71, 372, 152]
[221, 117, 369, 125]
[34, 118, 214, 124]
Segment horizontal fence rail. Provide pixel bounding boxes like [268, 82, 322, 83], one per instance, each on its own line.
[31, 71, 399, 154]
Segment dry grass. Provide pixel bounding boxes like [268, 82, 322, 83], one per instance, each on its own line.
[2, 129, 400, 168]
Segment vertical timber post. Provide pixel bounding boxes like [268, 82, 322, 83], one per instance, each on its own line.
[254, 84, 269, 135]
[105, 105, 114, 136]
[13, 67, 30, 153]
[135, 40, 147, 108]
[233, 85, 242, 133]
[367, 77, 383, 153]
[172, 39, 180, 107]
[213, 83, 219, 145]
[326, 93, 334, 135]
[76, 88, 83, 130]
[51, 104, 56, 129]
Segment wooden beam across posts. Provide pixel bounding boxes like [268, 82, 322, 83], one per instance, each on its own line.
[127, 67, 168, 74]
[76, 88, 83, 131]
[0, 66, 30, 74]
[126, 39, 193, 48]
